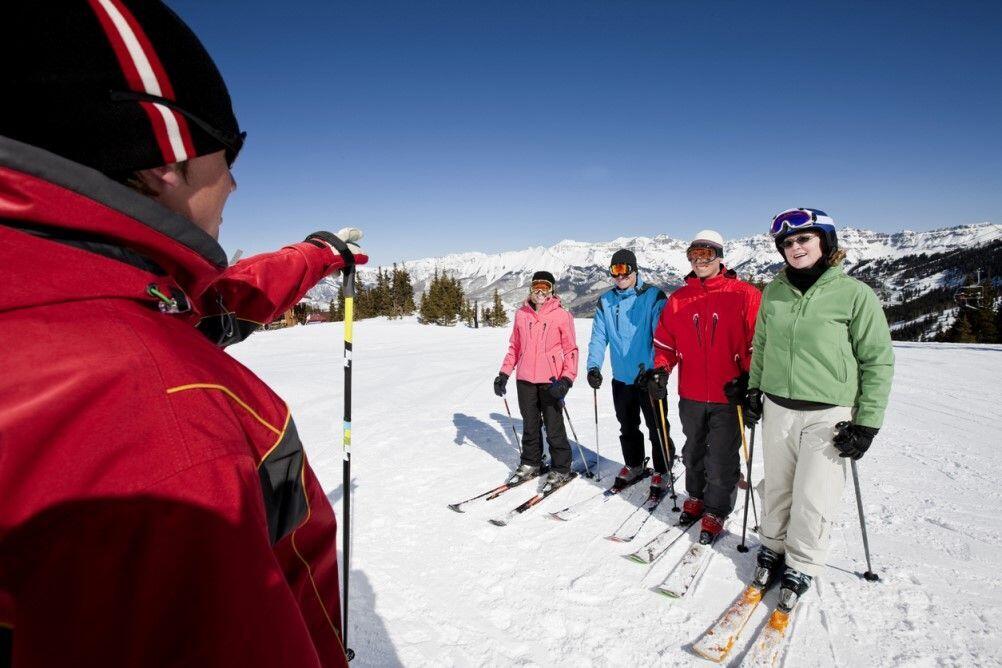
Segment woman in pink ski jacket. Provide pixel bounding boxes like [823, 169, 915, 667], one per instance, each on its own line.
[494, 271, 579, 486]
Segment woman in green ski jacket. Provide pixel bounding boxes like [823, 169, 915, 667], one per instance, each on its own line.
[741, 208, 894, 612]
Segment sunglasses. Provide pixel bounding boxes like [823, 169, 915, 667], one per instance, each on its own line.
[110, 90, 247, 167]
[610, 264, 633, 278]
[770, 208, 830, 237]
[780, 233, 820, 249]
[531, 281, 553, 293]
[686, 247, 718, 263]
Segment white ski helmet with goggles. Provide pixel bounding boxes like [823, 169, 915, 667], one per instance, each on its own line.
[770, 208, 838, 255]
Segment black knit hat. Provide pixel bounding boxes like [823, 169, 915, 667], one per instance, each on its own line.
[531, 270, 556, 286]
[2, 1, 244, 176]
[610, 249, 638, 272]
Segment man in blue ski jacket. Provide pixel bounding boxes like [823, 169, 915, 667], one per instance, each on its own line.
[587, 249, 675, 492]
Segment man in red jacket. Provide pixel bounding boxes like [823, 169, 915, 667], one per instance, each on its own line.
[645, 231, 761, 543]
[0, 2, 362, 666]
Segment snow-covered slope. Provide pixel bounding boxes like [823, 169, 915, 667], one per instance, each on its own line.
[306, 223, 1002, 333]
[229, 318, 1002, 666]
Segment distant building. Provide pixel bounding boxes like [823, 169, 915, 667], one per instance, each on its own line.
[305, 313, 331, 325]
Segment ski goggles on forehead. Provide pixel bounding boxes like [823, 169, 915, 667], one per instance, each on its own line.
[770, 208, 831, 237]
[110, 90, 247, 167]
[686, 246, 718, 262]
[610, 264, 633, 278]
[531, 280, 553, 293]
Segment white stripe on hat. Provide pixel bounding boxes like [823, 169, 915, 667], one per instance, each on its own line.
[96, 0, 188, 162]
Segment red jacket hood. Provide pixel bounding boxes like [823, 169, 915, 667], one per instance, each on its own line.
[0, 135, 228, 315]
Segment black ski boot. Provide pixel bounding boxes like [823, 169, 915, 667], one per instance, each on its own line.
[506, 464, 540, 486]
[777, 567, 813, 612]
[751, 546, 785, 589]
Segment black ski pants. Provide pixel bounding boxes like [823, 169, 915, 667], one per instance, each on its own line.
[612, 380, 674, 474]
[678, 398, 741, 518]
[516, 380, 573, 474]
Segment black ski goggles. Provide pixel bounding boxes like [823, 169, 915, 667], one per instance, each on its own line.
[110, 90, 247, 167]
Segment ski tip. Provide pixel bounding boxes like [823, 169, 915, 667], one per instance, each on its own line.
[605, 535, 623, 542]
[623, 553, 649, 564]
[548, 512, 569, 521]
[488, 519, 507, 527]
[654, 587, 680, 598]
[447, 504, 465, 513]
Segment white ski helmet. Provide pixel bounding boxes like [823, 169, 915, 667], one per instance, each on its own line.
[689, 229, 725, 256]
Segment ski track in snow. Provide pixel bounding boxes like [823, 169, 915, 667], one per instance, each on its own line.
[229, 320, 1002, 667]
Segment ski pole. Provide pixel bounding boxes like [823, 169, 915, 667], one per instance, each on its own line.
[562, 402, 593, 478]
[735, 406, 759, 553]
[653, 396, 680, 512]
[851, 459, 880, 582]
[637, 366, 677, 512]
[593, 389, 601, 481]
[340, 263, 356, 662]
[501, 396, 522, 452]
[649, 396, 681, 512]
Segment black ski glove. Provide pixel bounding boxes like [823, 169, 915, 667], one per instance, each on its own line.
[637, 367, 669, 401]
[494, 372, 509, 397]
[549, 376, 573, 400]
[742, 389, 763, 425]
[587, 367, 603, 390]
[833, 421, 878, 461]
[723, 373, 749, 406]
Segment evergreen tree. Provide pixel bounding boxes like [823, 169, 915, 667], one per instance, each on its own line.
[417, 269, 466, 325]
[490, 289, 508, 327]
[292, 302, 311, 325]
[370, 267, 391, 317]
[481, 304, 492, 327]
[390, 263, 416, 317]
[954, 313, 976, 343]
[419, 269, 440, 324]
[973, 283, 998, 343]
[328, 295, 342, 322]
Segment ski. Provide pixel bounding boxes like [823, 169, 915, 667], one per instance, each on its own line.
[605, 487, 667, 542]
[447, 467, 546, 513]
[742, 604, 801, 667]
[692, 585, 767, 663]
[548, 468, 651, 522]
[655, 539, 712, 598]
[489, 472, 579, 526]
[624, 515, 699, 564]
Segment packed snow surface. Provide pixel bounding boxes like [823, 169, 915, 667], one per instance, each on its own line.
[229, 319, 1002, 667]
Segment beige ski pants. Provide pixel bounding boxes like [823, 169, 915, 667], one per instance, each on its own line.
[758, 396, 853, 577]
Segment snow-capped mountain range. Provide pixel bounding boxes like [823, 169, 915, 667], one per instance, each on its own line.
[306, 222, 1001, 334]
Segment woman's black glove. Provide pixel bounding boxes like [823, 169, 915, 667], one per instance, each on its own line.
[833, 421, 878, 461]
[549, 376, 573, 400]
[587, 367, 603, 390]
[636, 367, 669, 401]
[742, 389, 763, 425]
[494, 373, 509, 397]
[723, 373, 749, 406]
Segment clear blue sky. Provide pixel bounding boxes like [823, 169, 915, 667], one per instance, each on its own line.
[172, 0, 1002, 264]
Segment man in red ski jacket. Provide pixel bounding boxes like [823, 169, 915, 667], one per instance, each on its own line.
[645, 231, 761, 541]
[0, 2, 362, 666]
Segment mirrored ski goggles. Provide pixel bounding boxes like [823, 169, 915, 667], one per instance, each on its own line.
[770, 208, 831, 237]
[531, 280, 553, 293]
[686, 246, 718, 263]
[610, 263, 633, 278]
